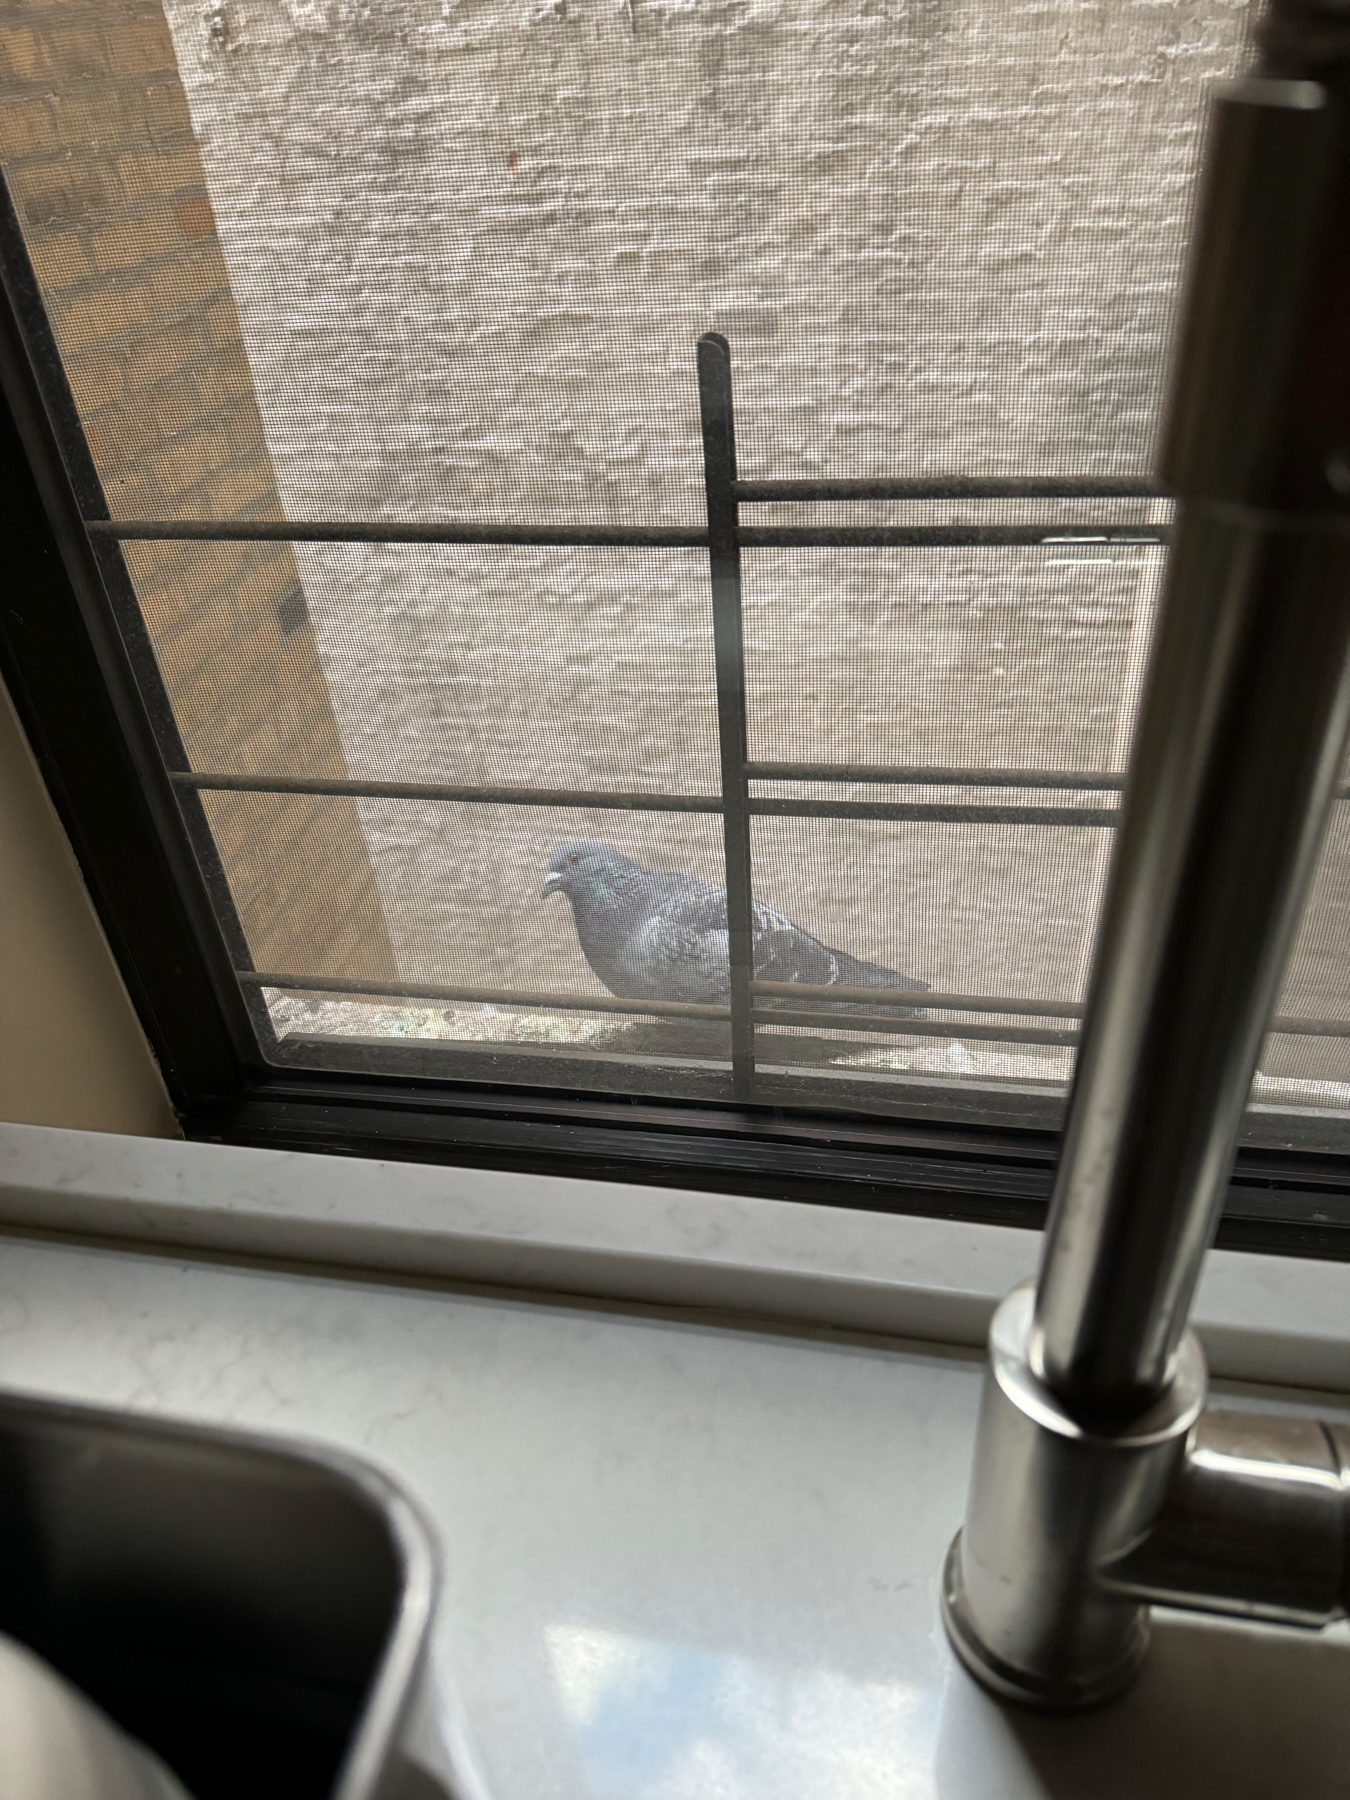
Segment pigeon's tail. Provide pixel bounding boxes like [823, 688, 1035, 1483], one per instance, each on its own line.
[826, 947, 929, 1019]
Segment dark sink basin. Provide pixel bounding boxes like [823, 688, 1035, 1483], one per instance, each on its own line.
[0, 1389, 438, 1800]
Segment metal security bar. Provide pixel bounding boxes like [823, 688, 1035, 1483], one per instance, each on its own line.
[167, 770, 1123, 828]
[736, 477, 1163, 501]
[80, 335, 1347, 1095]
[697, 334, 758, 1096]
[237, 970, 1350, 1046]
[88, 521, 1164, 549]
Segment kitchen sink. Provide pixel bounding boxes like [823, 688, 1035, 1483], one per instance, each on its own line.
[0, 1389, 438, 1800]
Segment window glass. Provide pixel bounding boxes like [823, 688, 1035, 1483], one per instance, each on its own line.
[8, 0, 1341, 1147]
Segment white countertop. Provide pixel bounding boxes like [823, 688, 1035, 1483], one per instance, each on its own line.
[3, 1184, 1350, 1800]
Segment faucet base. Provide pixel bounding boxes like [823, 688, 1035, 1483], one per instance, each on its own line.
[941, 1531, 1151, 1713]
[939, 1284, 1206, 1713]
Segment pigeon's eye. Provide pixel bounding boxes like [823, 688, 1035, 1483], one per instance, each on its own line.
[568, 853, 581, 866]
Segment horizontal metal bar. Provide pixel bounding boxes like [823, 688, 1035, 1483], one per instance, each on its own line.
[754, 980, 1350, 1039]
[760, 1008, 1350, 1044]
[240, 971, 730, 1020]
[240, 972, 1350, 1043]
[751, 797, 1120, 826]
[172, 772, 722, 813]
[741, 525, 1165, 548]
[735, 478, 1167, 502]
[1268, 1014, 1350, 1038]
[753, 1007, 1081, 1045]
[87, 519, 710, 549]
[753, 979, 1083, 1016]
[85, 519, 1166, 551]
[171, 771, 1119, 826]
[246, 970, 1076, 1047]
[174, 772, 1350, 832]
[747, 762, 1129, 792]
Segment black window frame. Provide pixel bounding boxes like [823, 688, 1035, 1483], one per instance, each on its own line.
[2, 176, 1349, 1258]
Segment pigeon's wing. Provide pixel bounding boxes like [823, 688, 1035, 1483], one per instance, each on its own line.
[627, 874, 732, 1003]
[613, 872, 928, 1016]
[748, 897, 929, 1019]
[638, 892, 864, 1007]
[634, 914, 731, 1002]
[629, 885, 828, 1006]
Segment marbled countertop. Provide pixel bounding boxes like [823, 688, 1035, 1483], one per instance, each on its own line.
[2, 1222, 1349, 1800]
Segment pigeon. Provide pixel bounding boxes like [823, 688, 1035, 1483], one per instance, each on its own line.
[541, 840, 927, 1015]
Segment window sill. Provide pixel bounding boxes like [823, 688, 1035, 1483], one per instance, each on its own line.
[0, 1119, 1347, 1392]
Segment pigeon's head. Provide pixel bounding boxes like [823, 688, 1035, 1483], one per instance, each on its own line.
[541, 841, 644, 906]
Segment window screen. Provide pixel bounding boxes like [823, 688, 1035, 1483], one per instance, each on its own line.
[7, 0, 1342, 1144]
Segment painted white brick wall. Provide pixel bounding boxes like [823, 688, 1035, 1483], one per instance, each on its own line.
[164, 0, 1247, 517]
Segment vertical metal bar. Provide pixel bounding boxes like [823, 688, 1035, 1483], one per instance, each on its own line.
[697, 333, 756, 1098]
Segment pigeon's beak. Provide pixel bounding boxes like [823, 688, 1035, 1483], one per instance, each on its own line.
[540, 871, 563, 900]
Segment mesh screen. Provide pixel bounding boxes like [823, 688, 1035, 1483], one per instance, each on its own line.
[126, 541, 720, 792]
[154, 0, 1247, 523]
[9, 0, 1348, 1137]
[742, 543, 1163, 772]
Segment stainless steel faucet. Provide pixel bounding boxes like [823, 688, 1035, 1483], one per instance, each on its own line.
[942, 0, 1350, 1712]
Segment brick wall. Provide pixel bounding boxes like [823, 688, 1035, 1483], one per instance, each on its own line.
[0, 0, 395, 985]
